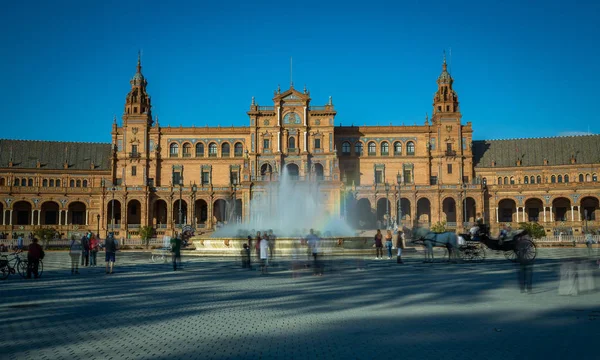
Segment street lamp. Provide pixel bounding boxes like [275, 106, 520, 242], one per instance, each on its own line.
[584, 209, 588, 233]
[111, 186, 116, 233]
[397, 172, 402, 228]
[192, 183, 197, 228]
[342, 174, 347, 220]
[385, 183, 390, 229]
[96, 214, 100, 238]
[462, 183, 467, 230]
[232, 180, 237, 224]
[178, 179, 183, 230]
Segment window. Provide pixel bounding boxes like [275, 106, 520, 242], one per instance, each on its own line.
[565, 175, 569, 183]
[367, 142, 376, 156]
[132, 166, 137, 176]
[133, 107, 138, 113]
[76, 180, 81, 187]
[82, 180, 88, 187]
[462, 137, 467, 150]
[230, 171, 239, 185]
[131, 144, 138, 156]
[430, 176, 438, 185]
[183, 143, 192, 157]
[593, 174, 598, 182]
[314, 139, 321, 149]
[56, 180, 61, 187]
[221, 143, 230, 157]
[375, 170, 383, 184]
[557, 175, 562, 183]
[342, 142, 351, 155]
[530, 176, 535, 184]
[70, 179, 75, 187]
[437, 106, 441, 112]
[394, 142, 402, 155]
[234, 143, 243, 157]
[586, 174, 591, 182]
[209, 143, 218, 157]
[579, 174, 584, 182]
[196, 143, 205, 157]
[504, 177, 508, 184]
[173, 172, 182, 185]
[403, 169, 412, 184]
[27, 178, 33, 186]
[524, 176, 529, 184]
[510, 177, 515, 185]
[407, 142, 415, 155]
[551, 175, 556, 183]
[201, 171, 210, 185]
[430, 138, 435, 150]
[43, 179, 48, 187]
[263, 139, 270, 151]
[381, 142, 389, 156]
[446, 105, 450, 111]
[447, 164, 453, 174]
[288, 137, 295, 149]
[354, 142, 363, 156]
[169, 143, 179, 157]
[14, 178, 20, 186]
[463, 176, 469, 183]
[536, 175, 541, 184]
[446, 143, 452, 152]
[498, 177, 502, 185]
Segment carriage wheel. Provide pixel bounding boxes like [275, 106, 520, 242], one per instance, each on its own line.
[472, 245, 485, 263]
[518, 236, 537, 261]
[460, 247, 471, 261]
[504, 250, 517, 262]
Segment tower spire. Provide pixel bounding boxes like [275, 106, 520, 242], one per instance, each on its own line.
[137, 50, 142, 73]
[290, 56, 293, 88]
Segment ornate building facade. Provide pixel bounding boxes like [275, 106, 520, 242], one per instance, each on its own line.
[0, 56, 598, 239]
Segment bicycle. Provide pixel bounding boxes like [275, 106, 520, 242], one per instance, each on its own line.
[0, 250, 44, 280]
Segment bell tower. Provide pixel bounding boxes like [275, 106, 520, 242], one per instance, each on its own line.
[123, 52, 152, 125]
[431, 52, 460, 120]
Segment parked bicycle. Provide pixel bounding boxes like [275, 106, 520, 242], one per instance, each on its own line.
[0, 250, 44, 280]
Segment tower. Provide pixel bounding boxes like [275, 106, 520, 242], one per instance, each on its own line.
[432, 51, 459, 117]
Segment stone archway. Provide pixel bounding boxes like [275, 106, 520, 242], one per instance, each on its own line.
[498, 199, 516, 223]
[213, 199, 228, 224]
[194, 199, 208, 226]
[397, 198, 411, 225]
[40, 201, 59, 225]
[376, 198, 391, 229]
[525, 198, 543, 222]
[68, 201, 87, 225]
[581, 196, 599, 221]
[285, 163, 300, 180]
[416, 198, 431, 225]
[464, 197, 477, 223]
[13, 201, 33, 226]
[127, 199, 142, 226]
[355, 198, 374, 229]
[552, 197, 571, 222]
[106, 200, 122, 228]
[0, 202, 3, 225]
[173, 199, 188, 226]
[314, 163, 324, 181]
[153, 199, 168, 227]
[442, 197, 457, 223]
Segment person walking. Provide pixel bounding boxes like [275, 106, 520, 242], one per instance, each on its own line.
[26, 238, 43, 279]
[69, 237, 82, 274]
[396, 230, 405, 264]
[170, 234, 182, 271]
[385, 230, 393, 259]
[374, 229, 383, 259]
[517, 241, 534, 293]
[585, 232, 593, 257]
[259, 233, 269, 275]
[89, 234, 99, 266]
[104, 233, 117, 274]
[17, 235, 24, 250]
[81, 233, 90, 267]
[255, 231, 262, 262]
[306, 229, 322, 276]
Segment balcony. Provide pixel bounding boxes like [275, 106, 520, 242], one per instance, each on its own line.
[169, 153, 178, 158]
[183, 153, 192, 158]
[129, 152, 141, 158]
[287, 148, 299, 155]
[368, 152, 376, 156]
[209, 153, 217, 158]
[381, 151, 389, 156]
[234, 152, 243, 157]
[445, 150, 457, 157]
[258, 106, 274, 111]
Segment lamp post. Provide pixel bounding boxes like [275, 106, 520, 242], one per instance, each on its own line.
[232, 180, 237, 224]
[584, 209, 588, 233]
[96, 214, 100, 237]
[178, 179, 183, 231]
[342, 174, 347, 220]
[397, 172, 402, 228]
[192, 183, 197, 228]
[111, 186, 116, 234]
[462, 183, 467, 230]
[385, 183, 390, 230]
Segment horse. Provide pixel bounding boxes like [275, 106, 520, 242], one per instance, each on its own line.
[412, 227, 460, 263]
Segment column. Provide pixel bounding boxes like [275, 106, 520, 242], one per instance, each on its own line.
[550, 206, 553, 222]
[277, 131, 281, 152]
[543, 207, 546, 222]
[65, 210, 69, 225]
[303, 106, 307, 126]
[58, 210, 62, 226]
[31, 210, 35, 225]
[571, 205, 574, 222]
[277, 106, 281, 126]
[207, 201, 213, 229]
[85, 210, 89, 225]
[304, 131, 307, 152]
[495, 207, 499, 222]
[37, 210, 41, 225]
[9, 210, 12, 225]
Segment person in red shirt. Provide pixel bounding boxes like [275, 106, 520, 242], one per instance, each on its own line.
[89, 234, 100, 266]
[27, 238, 43, 279]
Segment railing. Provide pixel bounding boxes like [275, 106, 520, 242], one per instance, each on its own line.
[222, 152, 230, 157]
[183, 153, 191, 158]
[287, 148, 299, 155]
[309, 106, 326, 111]
[368, 152, 376, 156]
[234, 152, 243, 157]
[156, 224, 168, 229]
[536, 235, 600, 243]
[381, 152, 389, 156]
[394, 152, 401, 156]
[195, 153, 204, 158]
[127, 224, 141, 229]
[169, 153, 178, 158]
[129, 152, 141, 158]
[209, 153, 217, 157]
[258, 106, 275, 111]
[445, 150, 457, 157]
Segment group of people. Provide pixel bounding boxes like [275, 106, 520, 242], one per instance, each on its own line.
[69, 232, 118, 274]
[373, 229, 406, 263]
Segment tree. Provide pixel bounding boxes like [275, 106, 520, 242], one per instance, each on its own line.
[33, 228, 58, 250]
[518, 222, 545, 239]
[139, 226, 154, 249]
[431, 221, 447, 233]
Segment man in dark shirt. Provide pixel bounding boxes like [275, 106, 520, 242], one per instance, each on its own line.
[105, 233, 117, 274]
[26, 238, 43, 279]
[170, 235, 182, 271]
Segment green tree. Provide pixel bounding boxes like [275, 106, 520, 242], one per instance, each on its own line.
[33, 228, 57, 250]
[139, 226, 154, 249]
[431, 221, 447, 233]
[518, 222, 545, 239]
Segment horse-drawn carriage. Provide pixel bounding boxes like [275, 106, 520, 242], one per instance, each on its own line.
[411, 224, 537, 263]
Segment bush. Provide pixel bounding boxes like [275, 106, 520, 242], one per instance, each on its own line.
[431, 221, 447, 233]
[518, 222, 546, 239]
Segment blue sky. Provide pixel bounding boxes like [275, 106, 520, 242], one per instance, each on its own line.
[1, 0, 598, 143]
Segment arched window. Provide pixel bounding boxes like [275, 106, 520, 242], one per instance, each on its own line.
[221, 143, 230, 157]
[510, 177, 515, 184]
[0, 178, 4, 186]
[27, 178, 33, 186]
[536, 175, 541, 184]
[497, 177, 502, 185]
[49, 179, 54, 187]
[182, 143, 192, 157]
[367, 142, 376, 155]
[209, 143, 218, 157]
[42, 179, 48, 187]
[70, 180, 75, 187]
[551, 175, 556, 183]
[14, 178, 20, 186]
[354, 142, 363, 156]
[586, 174, 591, 182]
[504, 177, 508, 184]
[288, 137, 296, 149]
[557, 175, 562, 183]
[234, 143, 243, 157]
[579, 174, 584, 182]
[169, 143, 179, 157]
[524, 176, 529, 184]
[564, 175, 569, 183]
[394, 142, 402, 155]
[593, 174, 598, 182]
[83, 180, 88, 187]
[56, 180, 61, 187]
[21, 178, 26, 186]
[195, 143, 204, 157]
[530, 176, 535, 184]
[407, 141, 415, 155]
[342, 141, 351, 155]
[76, 180, 81, 187]
[380, 142, 389, 155]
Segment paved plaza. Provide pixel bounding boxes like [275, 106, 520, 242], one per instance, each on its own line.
[1, 248, 599, 360]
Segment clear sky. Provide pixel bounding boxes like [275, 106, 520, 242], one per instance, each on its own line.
[1, 0, 598, 143]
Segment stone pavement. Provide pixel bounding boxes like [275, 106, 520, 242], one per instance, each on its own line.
[1, 249, 599, 360]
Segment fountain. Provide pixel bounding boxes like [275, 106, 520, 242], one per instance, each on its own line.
[191, 167, 372, 256]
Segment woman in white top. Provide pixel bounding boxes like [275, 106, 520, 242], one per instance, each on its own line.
[259, 234, 269, 274]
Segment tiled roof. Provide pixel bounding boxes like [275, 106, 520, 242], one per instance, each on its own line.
[0, 139, 112, 171]
[473, 135, 600, 168]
